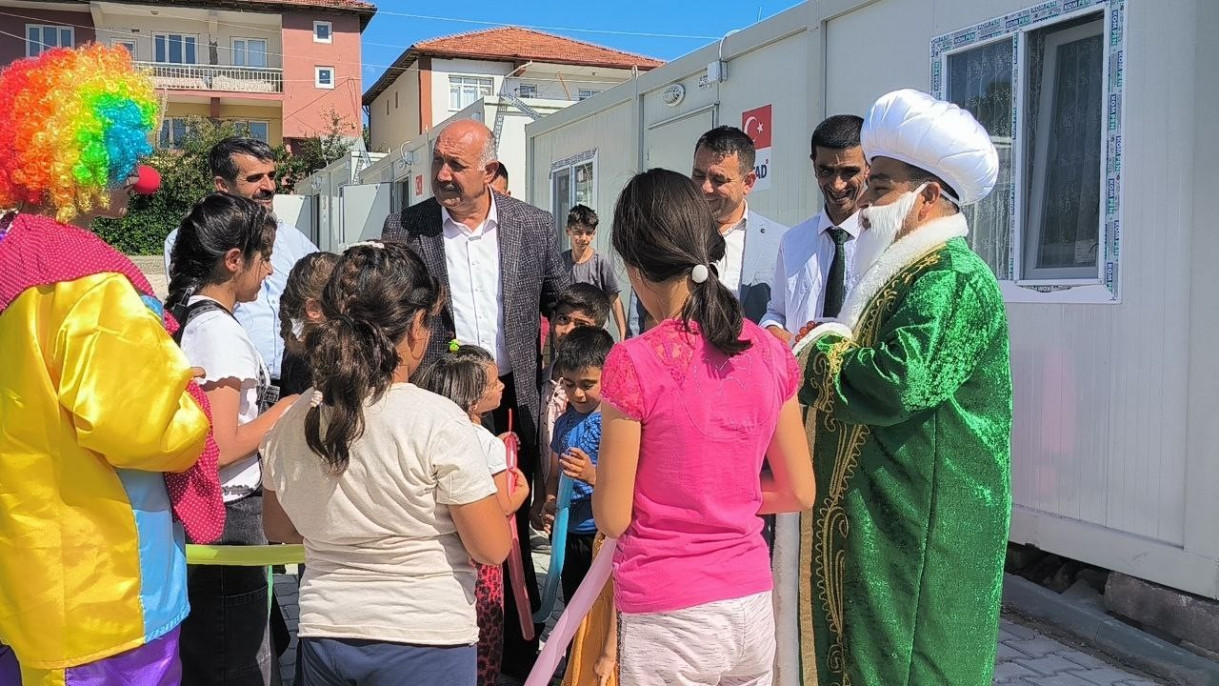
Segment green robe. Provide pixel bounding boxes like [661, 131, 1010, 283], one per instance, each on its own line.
[794, 220, 1012, 686]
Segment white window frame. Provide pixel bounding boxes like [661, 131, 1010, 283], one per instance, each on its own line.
[315, 66, 335, 89]
[518, 83, 538, 98]
[549, 150, 598, 243]
[231, 37, 268, 68]
[448, 75, 494, 111]
[1021, 18, 1106, 283]
[112, 38, 137, 58]
[153, 32, 199, 65]
[313, 21, 333, 44]
[26, 24, 73, 57]
[934, 0, 1124, 303]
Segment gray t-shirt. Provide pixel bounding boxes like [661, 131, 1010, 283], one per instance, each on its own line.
[563, 250, 619, 296]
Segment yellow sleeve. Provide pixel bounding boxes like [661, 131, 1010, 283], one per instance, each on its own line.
[55, 274, 210, 472]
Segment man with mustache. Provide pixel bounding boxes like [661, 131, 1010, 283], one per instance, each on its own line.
[760, 115, 866, 343]
[164, 137, 320, 397]
[785, 90, 1012, 685]
[382, 119, 571, 679]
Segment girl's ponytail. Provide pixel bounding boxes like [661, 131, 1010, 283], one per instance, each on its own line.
[303, 241, 442, 472]
[611, 168, 751, 357]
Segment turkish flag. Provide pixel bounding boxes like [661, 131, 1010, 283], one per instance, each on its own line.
[742, 105, 772, 149]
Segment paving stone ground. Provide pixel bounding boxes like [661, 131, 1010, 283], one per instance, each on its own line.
[272, 536, 1162, 686]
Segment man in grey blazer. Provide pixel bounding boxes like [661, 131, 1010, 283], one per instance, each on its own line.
[381, 119, 570, 676]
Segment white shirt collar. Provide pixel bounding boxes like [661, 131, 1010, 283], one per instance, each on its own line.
[817, 207, 862, 238]
[722, 202, 749, 235]
[441, 190, 499, 238]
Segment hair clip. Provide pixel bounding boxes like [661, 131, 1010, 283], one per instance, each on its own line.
[448, 339, 461, 353]
[690, 264, 710, 284]
[346, 240, 385, 251]
[309, 390, 324, 407]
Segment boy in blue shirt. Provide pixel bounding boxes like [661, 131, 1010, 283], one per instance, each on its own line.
[547, 326, 615, 602]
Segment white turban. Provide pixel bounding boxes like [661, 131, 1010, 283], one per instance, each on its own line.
[861, 89, 999, 206]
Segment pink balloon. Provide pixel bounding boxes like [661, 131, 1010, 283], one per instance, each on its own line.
[524, 537, 617, 686]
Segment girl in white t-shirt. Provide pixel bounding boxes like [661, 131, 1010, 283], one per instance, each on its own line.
[417, 343, 530, 686]
[165, 192, 300, 683]
[259, 241, 512, 686]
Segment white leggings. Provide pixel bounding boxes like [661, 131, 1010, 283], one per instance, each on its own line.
[618, 591, 775, 686]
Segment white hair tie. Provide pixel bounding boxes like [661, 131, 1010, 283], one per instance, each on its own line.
[690, 264, 710, 284]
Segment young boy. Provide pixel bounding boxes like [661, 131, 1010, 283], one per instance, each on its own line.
[532, 283, 610, 535]
[563, 205, 627, 340]
[547, 326, 615, 601]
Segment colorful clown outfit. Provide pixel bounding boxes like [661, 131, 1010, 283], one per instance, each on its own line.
[0, 44, 224, 685]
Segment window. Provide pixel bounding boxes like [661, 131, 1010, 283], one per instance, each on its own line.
[232, 120, 270, 142]
[448, 75, 493, 111]
[939, 8, 1112, 286]
[578, 89, 601, 101]
[26, 25, 73, 58]
[1024, 17, 1105, 281]
[232, 38, 268, 68]
[159, 118, 190, 148]
[395, 91, 399, 109]
[519, 84, 538, 98]
[314, 21, 332, 44]
[315, 66, 335, 89]
[112, 39, 137, 58]
[550, 152, 597, 239]
[154, 34, 198, 64]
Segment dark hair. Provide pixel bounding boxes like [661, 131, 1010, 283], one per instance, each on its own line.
[166, 192, 277, 318]
[303, 241, 443, 472]
[554, 326, 614, 375]
[280, 252, 341, 355]
[492, 163, 509, 184]
[896, 160, 960, 212]
[611, 168, 749, 356]
[810, 115, 864, 157]
[694, 126, 756, 176]
[554, 282, 611, 327]
[210, 137, 276, 183]
[415, 344, 494, 415]
[566, 204, 599, 230]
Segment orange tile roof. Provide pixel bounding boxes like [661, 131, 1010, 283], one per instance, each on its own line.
[364, 26, 663, 104]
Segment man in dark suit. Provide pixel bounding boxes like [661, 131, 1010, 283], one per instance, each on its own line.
[382, 119, 570, 677]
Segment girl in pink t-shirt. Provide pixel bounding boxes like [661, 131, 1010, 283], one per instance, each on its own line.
[593, 168, 816, 685]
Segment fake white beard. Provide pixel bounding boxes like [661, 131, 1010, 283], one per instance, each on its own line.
[852, 186, 924, 281]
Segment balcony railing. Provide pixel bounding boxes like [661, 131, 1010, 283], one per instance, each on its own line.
[137, 62, 283, 94]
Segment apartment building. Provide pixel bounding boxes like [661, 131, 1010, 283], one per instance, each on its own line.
[364, 26, 663, 154]
[0, 0, 376, 148]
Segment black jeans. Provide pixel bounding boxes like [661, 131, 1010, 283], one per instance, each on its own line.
[482, 373, 542, 679]
[180, 492, 279, 686]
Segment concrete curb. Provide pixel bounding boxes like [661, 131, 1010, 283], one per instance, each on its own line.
[1003, 573, 1219, 686]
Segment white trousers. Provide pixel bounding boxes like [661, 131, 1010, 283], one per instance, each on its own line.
[619, 591, 776, 686]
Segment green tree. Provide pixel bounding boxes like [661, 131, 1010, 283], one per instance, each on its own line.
[94, 113, 356, 254]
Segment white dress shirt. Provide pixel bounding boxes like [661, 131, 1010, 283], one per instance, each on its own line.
[442, 195, 509, 373]
[714, 211, 748, 298]
[759, 209, 861, 334]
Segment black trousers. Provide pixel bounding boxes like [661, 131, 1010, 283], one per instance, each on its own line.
[482, 373, 542, 679]
[180, 492, 283, 686]
[560, 532, 597, 607]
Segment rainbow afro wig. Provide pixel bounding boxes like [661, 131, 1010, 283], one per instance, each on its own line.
[0, 43, 159, 222]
